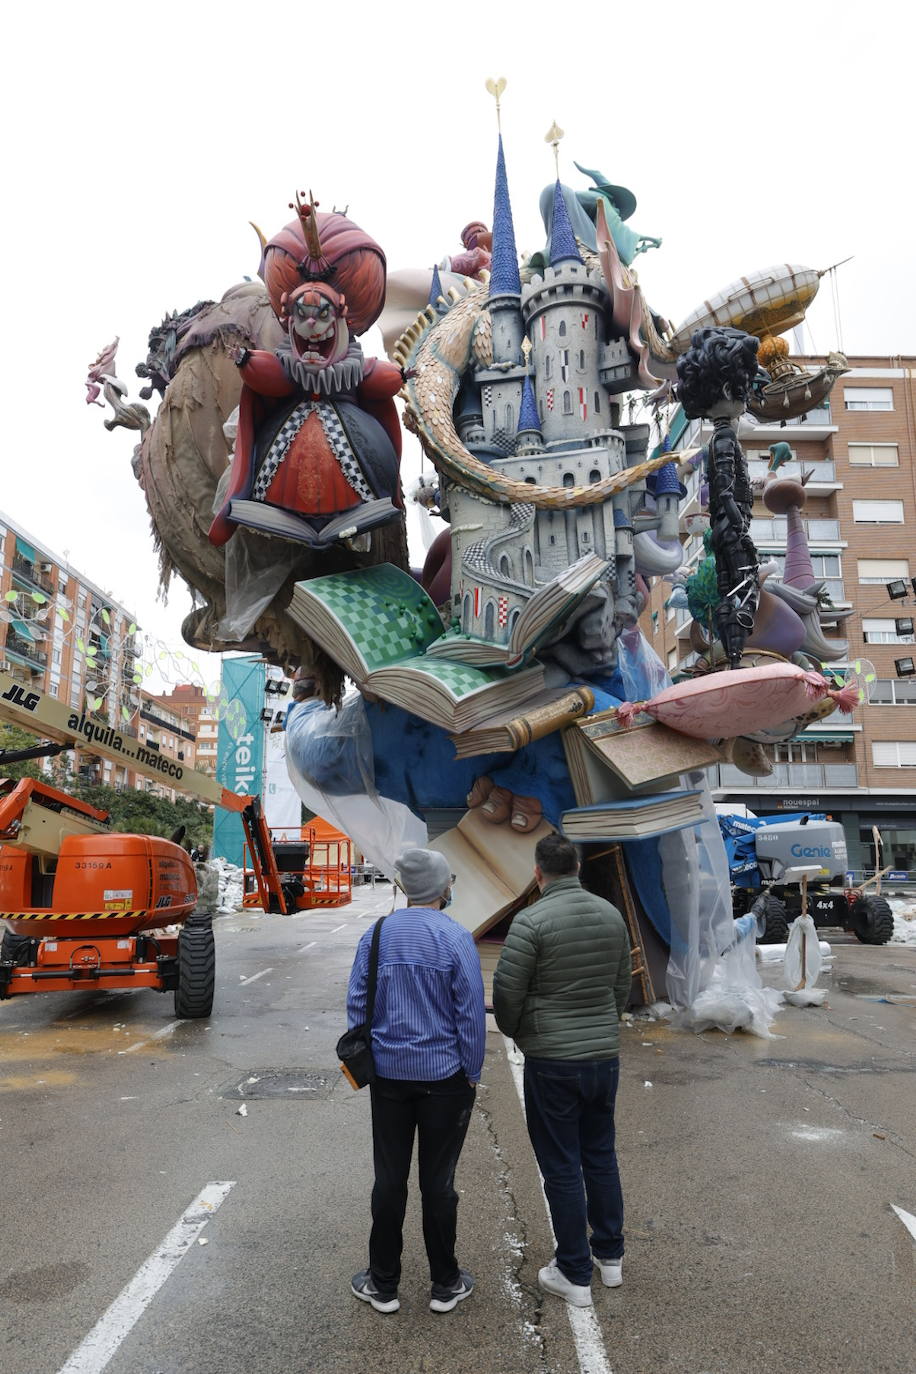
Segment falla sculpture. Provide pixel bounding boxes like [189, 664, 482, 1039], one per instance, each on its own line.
[90, 81, 860, 1033]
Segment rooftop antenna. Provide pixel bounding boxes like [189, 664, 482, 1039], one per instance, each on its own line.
[485, 76, 506, 132]
[544, 120, 565, 178]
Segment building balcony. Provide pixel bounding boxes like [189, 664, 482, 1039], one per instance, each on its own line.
[739, 404, 838, 442]
[4, 634, 48, 670]
[747, 459, 840, 491]
[750, 517, 842, 543]
[11, 557, 55, 597]
[710, 762, 859, 790]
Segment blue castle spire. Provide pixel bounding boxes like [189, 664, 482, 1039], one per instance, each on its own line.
[548, 181, 583, 267]
[489, 135, 522, 297]
[427, 264, 445, 310]
[647, 461, 688, 499]
[517, 376, 541, 434]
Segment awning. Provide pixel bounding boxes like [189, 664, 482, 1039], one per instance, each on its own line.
[15, 536, 37, 562]
[799, 729, 854, 741]
[10, 617, 35, 643]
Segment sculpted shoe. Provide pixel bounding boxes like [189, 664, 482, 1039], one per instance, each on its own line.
[594, 1256, 623, 1288]
[467, 775, 494, 809]
[429, 1269, 475, 1313]
[538, 1258, 593, 1308]
[480, 785, 512, 824]
[509, 793, 543, 834]
[350, 1269, 399, 1313]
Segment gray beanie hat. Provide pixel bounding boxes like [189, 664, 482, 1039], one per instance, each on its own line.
[394, 848, 452, 904]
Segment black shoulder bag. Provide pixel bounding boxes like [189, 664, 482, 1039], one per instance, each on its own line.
[336, 916, 385, 1090]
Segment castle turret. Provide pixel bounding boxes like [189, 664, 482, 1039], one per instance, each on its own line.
[514, 375, 545, 456]
[488, 135, 524, 363]
[648, 461, 686, 541]
[521, 183, 615, 452]
[427, 264, 448, 316]
[478, 134, 528, 457]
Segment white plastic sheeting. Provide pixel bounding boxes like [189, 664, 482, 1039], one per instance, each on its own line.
[284, 692, 425, 876]
[783, 911, 828, 1006]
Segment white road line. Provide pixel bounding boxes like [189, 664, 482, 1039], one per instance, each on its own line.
[502, 1035, 614, 1374]
[239, 967, 273, 986]
[329, 924, 348, 934]
[299, 941, 317, 953]
[892, 1204, 916, 1242]
[56, 1180, 235, 1374]
[123, 1022, 181, 1055]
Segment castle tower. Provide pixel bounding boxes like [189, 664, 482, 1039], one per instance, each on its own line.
[477, 134, 529, 456]
[521, 183, 613, 453]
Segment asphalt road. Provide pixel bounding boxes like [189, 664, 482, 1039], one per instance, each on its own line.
[1, 890, 914, 1374]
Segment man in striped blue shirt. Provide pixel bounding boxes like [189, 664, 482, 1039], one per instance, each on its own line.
[348, 848, 486, 1315]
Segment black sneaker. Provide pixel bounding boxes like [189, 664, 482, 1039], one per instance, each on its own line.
[429, 1269, 475, 1313]
[351, 1269, 400, 1313]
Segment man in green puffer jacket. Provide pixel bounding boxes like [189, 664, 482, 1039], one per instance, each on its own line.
[493, 833, 631, 1310]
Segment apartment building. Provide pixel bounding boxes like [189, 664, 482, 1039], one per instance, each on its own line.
[647, 356, 916, 875]
[152, 683, 220, 779]
[0, 511, 146, 790]
[134, 691, 198, 802]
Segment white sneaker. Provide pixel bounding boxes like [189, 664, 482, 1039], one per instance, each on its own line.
[537, 1259, 593, 1308]
[595, 1256, 623, 1288]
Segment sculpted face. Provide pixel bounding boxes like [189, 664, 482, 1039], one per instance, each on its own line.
[285, 284, 350, 368]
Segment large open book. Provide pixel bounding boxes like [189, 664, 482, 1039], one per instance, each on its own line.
[429, 807, 554, 938]
[561, 790, 705, 841]
[563, 710, 722, 804]
[287, 565, 544, 733]
[226, 497, 399, 547]
[425, 553, 609, 667]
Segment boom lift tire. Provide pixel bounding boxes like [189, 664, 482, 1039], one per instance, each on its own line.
[752, 893, 789, 944]
[1, 929, 36, 966]
[174, 917, 216, 1018]
[850, 894, 894, 946]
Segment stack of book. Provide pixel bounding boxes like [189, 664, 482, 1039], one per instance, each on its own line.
[563, 709, 722, 804]
[561, 789, 705, 841]
[559, 708, 720, 840]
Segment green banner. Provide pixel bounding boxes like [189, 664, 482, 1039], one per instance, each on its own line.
[213, 656, 266, 867]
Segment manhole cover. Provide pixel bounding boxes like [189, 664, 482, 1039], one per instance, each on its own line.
[227, 1069, 336, 1099]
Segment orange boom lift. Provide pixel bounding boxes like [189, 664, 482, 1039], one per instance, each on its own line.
[0, 672, 287, 1015]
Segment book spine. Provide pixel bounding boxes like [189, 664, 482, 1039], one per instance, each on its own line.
[505, 688, 596, 749]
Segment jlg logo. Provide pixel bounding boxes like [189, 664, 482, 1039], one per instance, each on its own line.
[1, 683, 40, 711]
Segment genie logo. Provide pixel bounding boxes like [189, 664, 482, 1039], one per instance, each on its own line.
[790, 843, 832, 859]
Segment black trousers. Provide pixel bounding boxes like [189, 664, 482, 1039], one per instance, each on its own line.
[368, 1071, 475, 1294]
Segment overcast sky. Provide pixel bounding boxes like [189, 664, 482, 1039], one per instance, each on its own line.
[2, 0, 912, 693]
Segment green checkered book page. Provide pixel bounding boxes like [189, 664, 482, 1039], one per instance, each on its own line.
[291, 565, 445, 677]
[371, 654, 509, 702]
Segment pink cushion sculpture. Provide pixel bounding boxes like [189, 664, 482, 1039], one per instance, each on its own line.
[616, 663, 858, 740]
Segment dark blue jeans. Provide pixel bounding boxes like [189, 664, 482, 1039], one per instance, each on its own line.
[523, 1055, 624, 1286]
